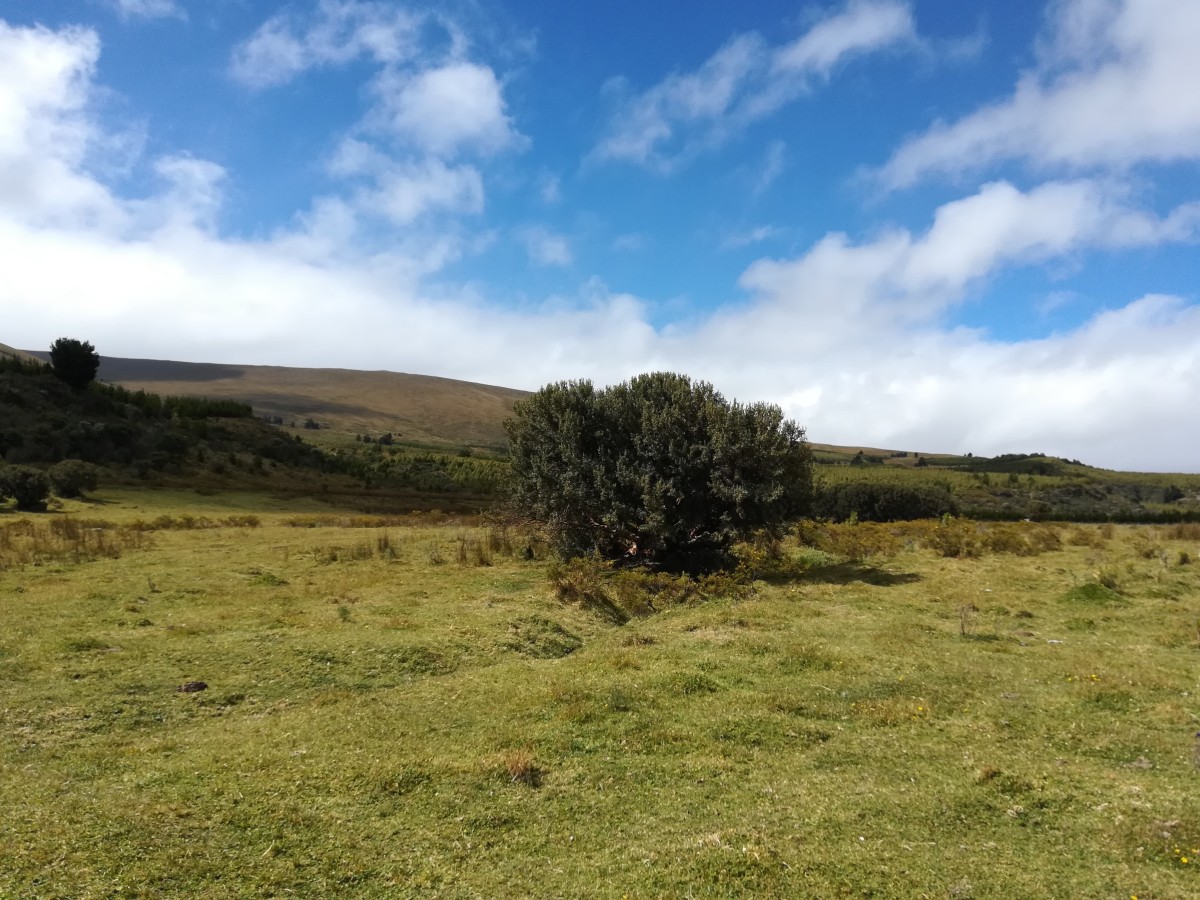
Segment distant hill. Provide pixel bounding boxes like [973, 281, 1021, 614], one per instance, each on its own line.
[0, 343, 38, 363]
[25, 353, 529, 451]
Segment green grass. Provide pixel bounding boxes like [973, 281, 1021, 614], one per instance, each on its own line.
[2, 496, 1200, 897]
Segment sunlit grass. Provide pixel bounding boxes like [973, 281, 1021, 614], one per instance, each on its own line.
[2, 495, 1199, 897]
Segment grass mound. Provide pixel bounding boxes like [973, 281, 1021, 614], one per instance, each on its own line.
[1058, 581, 1128, 605]
[504, 616, 583, 658]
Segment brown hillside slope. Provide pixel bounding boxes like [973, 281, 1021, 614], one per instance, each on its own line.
[0, 343, 39, 362]
[27, 353, 529, 449]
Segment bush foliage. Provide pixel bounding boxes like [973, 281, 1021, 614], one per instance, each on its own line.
[505, 372, 813, 573]
[0, 465, 52, 511]
[48, 459, 100, 498]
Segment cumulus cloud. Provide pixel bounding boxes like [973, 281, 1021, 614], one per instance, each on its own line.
[229, 0, 523, 236]
[592, 0, 916, 172]
[0, 22, 124, 230]
[229, 0, 424, 89]
[230, 1, 524, 159]
[369, 62, 523, 156]
[739, 179, 1200, 324]
[148, 155, 227, 231]
[327, 137, 484, 224]
[880, 0, 1200, 186]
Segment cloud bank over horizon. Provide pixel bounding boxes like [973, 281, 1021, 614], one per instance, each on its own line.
[2, 2, 1198, 471]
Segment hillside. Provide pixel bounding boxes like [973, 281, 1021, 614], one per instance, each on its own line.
[26, 352, 528, 451]
[0, 359, 325, 481]
[0, 358, 510, 510]
[0, 343, 38, 363]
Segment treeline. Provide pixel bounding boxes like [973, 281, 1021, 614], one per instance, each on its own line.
[333, 444, 509, 494]
[954, 452, 1075, 477]
[94, 382, 253, 420]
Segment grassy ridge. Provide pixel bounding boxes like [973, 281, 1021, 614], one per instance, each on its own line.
[2, 490, 1199, 896]
[26, 353, 530, 451]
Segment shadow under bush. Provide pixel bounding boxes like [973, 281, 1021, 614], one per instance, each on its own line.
[548, 555, 754, 623]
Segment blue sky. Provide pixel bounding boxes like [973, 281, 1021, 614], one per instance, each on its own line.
[2, 0, 1199, 470]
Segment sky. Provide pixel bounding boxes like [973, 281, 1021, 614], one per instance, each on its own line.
[1, 0, 1198, 471]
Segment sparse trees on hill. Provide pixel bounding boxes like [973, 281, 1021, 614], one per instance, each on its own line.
[49, 338, 100, 391]
[505, 372, 813, 574]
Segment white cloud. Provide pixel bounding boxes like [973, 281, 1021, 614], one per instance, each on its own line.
[518, 226, 572, 267]
[326, 137, 484, 224]
[1036, 289, 1078, 316]
[230, 0, 424, 89]
[739, 179, 1200, 324]
[109, 0, 185, 20]
[721, 226, 779, 249]
[370, 62, 523, 156]
[363, 159, 483, 224]
[149, 155, 227, 231]
[880, 0, 1200, 187]
[228, 0, 525, 260]
[777, 0, 914, 74]
[612, 233, 648, 252]
[752, 140, 786, 195]
[538, 171, 562, 205]
[0, 22, 130, 231]
[230, 1, 523, 234]
[592, 1, 916, 171]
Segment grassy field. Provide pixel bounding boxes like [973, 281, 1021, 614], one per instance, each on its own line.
[3, 490, 1200, 897]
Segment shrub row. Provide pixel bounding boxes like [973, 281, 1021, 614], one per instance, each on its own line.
[0, 460, 102, 510]
[812, 482, 957, 523]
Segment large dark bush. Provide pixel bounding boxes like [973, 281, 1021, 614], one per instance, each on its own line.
[0, 465, 52, 511]
[505, 372, 813, 573]
[48, 459, 100, 498]
[813, 481, 957, 523]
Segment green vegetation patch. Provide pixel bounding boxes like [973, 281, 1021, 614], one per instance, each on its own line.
[503, 615, 583, 659]
[1058, 581, 1129, 605]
